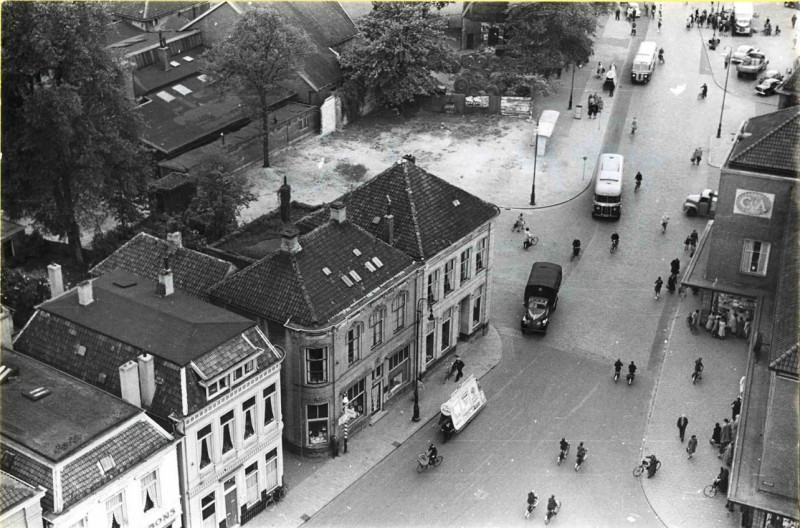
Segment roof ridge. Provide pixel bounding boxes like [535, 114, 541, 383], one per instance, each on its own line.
[401, 165, 427, 259]
[289, 253, 319, 325]
[732, 108, 800, 164]
[769, 344, 798, 370]
[89, 232, 148, 275]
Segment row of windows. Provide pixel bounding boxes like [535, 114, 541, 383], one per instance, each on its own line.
[69, 469, 161, 528]
[429, 238, 487, 303]
[197, 385, 276, 470]
[206, 358, 257, 400]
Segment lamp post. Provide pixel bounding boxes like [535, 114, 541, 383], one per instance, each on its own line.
[412, 298, 434, 422]
[530, 122, 539, 206]
[582, 156, 588, 181]
[717, 47, 732, 138]
[568, 62, 576, 110]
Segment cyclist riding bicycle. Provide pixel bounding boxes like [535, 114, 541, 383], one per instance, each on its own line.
[693, 358, 704, 380]
[575, 442, 587, 468]
[646, 454, 659, 478]
[558, 438, 570, 463]
[526, 490, 539, 518]
[614, 358, 624, 375]
[572, 239, 581, 257]
[426, 443, 438, 466]
[611, 232, 620, 249]
[524, 228, 536, 249]
[630, 117, 638, 137]
[546, 495, 559, 519]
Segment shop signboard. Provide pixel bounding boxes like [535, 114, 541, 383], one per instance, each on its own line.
[440, 374, 487, 432]
[733, 189, 774, 219]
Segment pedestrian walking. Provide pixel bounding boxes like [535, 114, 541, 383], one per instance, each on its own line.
[652, 5, 656, 19]
[453, 355, 465, 382]
[687, 435, 698, 458]
[722, 441, 735, 466]
[793, 13, 797, 29]
[710, 422, 722, 446]
[330, 434, 340, 458]
[691, 147, 703, 165]
[705, 311, 716, 332]
[729, 312, 738, 336]
[667, 274, 677, 294]
[644, 4, 649, 16]
[631, 21, 637, 36]
[689, 12, 695, 26]
[677, 414, 689, 442]
[661, 212, 670, 233]
[731, 396, 742, 421]
[737, 315, 746, 338]
[691, 310, 700, 332]
[671, 258, 681, 276]
[609, 81, 615, 97]
[684, 235, 692, 251]
[658, 19, 662, 32]
[616, 6, 621, 20]
[690, 229, 699, 247]
[712, 315, 721, 337]
[654, 277, 664, 300]
[718, 318, 727, 339]
[719, 418, 732, 455]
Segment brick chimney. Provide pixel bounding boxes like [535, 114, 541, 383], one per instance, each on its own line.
[157, 257, 174, 297]
[47, 263, 64, 298]
[330, 201, 346, 223]
[137, 354, 155, 407]
[382, 198, 394, 246]
[77, 280, 94, 306]
[280, 226, 302, 253]
[167, 231, 182, 249]
[119, 360, 142, 407]
[157, 31, 171, 72]
[279, 176, 291, 224]
[1, 306, 13, 349]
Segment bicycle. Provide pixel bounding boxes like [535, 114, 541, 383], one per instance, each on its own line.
[557, 444, 570, 465]
[416, 453, 443, 472]
[610, 239, 619, 253]
[265, 483, 288, 512]
[703, 481, 720, 497]
[692, 369, 703, 384]
[523, 236, 539, 250]
[544, 501, 561, 525]
[633, 459, 661, 477]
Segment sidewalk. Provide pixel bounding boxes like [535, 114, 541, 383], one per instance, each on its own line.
[246, 325, 503, 528]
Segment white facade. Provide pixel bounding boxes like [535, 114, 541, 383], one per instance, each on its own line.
[180, 359, 283, 528]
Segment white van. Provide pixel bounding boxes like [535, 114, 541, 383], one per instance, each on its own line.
[734, 3, 754, 35]
[592, 154, 624, 219]
[631, 41, 657, 83]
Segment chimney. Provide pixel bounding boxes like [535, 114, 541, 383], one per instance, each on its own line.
[330, 201, 346, 223]
[382, 197, 394, 246]
[1, 306, 13, 348]
[119, 360, 142, 407]
[157, 258, 174, 297]
[279, 176, 291, 224]
[280, 226, 302, 253]
[137, 354, 155, 407]
[157, 31, 171, 72]
[167, 231, 182, 249]
[77, 280, 94, 306]
[47, 263, 64, 298]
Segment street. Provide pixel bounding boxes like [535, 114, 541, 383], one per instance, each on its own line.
[300, 3, 789, 527]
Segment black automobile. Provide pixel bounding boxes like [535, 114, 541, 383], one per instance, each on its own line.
[521, 262, 562, 334]
[755, 77, 782, 96]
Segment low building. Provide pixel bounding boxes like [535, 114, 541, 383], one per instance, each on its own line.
[0, 348, 181, 528]
[13, 268, 285, 527]
[0, 471, 46, 528]
[109, 1, 210, 32]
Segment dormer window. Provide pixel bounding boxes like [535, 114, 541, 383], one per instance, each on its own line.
[205, 359, 258, 399]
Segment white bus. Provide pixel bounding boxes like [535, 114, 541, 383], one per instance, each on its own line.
[592, 154, 624, 219]
[734, 3, 754, 35]
[631, 41, 658, 83]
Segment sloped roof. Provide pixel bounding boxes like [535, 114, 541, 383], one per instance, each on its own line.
[726, 106, 800, 178]
[109, 1, 201, 22]
[769, 187, 799, 377]
[775, 65, 800, 98]
[0, 471, 42, 515]
[90, 232, 235, 300]
[296, 160, 500, 260]
[210, 220, 417, 328]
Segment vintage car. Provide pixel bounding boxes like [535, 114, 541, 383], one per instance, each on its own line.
[521, 262, 562, 334]
[683, 189, 718, 218]
[730, 45, 759, 64]
[737, 52, 769, 78]
[627, 2, 642, 18]
[755, 77, 783, 96]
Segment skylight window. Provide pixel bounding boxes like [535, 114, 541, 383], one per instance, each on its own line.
[23, 387, 51, 401]
[169, 60, 181, 68]
[452, 199, 461, 207]
[341, 275, 354, 287]
[372, 216, 381, 225]
[349, 270, 362, 282]
[365, 262, 376, 273]
[156, 91, 175, 103]
[352, 248, 362, 256]
[183, 55, 195, 62]
[197, 74, 208, 83]
[322, 267, 331, 276]
[372, 257, 384, 268]
[97, 455, 116, 474]
[172, 84, 192, 96]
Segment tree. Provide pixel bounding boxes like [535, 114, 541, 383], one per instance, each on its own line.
[203, 9, 312, 169]
[339, 2, 457, 109]
[1, 2, 151, 266]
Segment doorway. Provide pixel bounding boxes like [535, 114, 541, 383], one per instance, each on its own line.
[459, 296, 471, 337]
[224, 477, 238, 527]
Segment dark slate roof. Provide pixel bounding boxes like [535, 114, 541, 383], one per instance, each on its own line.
[0, 349, 140, 463]
[210, 220, 417, 328]
[769, 188, 799, 377]
[0, 471, 41, 515]
[296, 160, 500, 260]
[191, 326, 263, 380]
[109, 1, 201, 22]
[0, 446, 53, 511]
[90, 232, 236, 300]
[726, 106, 800, 178]
[775, 65, 800, 98]
[60, 420, 171, 509]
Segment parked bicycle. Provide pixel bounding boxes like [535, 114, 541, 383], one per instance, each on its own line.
[265, 483, 288, 512]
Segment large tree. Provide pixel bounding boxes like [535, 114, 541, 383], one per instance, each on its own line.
[203, 9, 311, 169]
[339, 2, 457, 109]
[1, 2, 151, 265]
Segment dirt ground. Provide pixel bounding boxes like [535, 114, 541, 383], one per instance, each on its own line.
[238, 109, 533, 223]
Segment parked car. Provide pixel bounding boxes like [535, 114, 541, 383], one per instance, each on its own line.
[684, 189, 718, 218]
[755, 77, 783, 96]
[627, 2, 641, 18]
[730, 45, 759, 64]
[759, 69, 784, 83]
[737, 52, 769, 77]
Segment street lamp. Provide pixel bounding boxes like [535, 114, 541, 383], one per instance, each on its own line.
[582, 156, 588, 181]
[530, 121, 539, 205]
[568, 62, 576, 110]
[717, 46, 732, 138]
[412, 298, 434, 422]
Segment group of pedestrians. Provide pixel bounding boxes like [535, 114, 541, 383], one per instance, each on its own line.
[703, 308, 752, 340]
[654, 258, 680, 300]
[690, 147, 704, 165]
[587, 92, 604, 119]
[683, 229, 699, 256]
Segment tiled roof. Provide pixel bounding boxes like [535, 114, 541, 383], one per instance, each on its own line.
[109, 1, 201, 22]
[210, 220, 418, 328]
[296, 160, 500, 260]
[0, 471, 41, 515]
[90, 232, 235, 300]
[775, 66, 800, 98]
[192, 326, 263, 380]
[769, 188, 799, 377]
[726, 106, 800, 178]
[0, 445, 53, 511]
[60, 419, 170, 508]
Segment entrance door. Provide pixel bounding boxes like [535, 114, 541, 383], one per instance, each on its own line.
[459, 296, 471, 337]
[224, 477, 238, 527]
[371, 379, 383, 414]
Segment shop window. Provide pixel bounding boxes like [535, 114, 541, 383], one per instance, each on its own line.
[197, 424, 213, 469]
[141, 470, 160, 512]
[245, 462, 259, 506]
[388, 346, 410, 392]
[220, 410, 235, 454]
[243, 396, 256, 440]
[741, 239, 770, 276]
[306, 347, 328, 384]
[201, 492, 216, 528]
[441, 308, 452, 351]
[389, 346, 409, 370]
[369, 307, 385, 348]
[263, 385, 276, 426]
[346, 378, 366, 418]
[307, 403, 329, 445]
[476, 237, 487, 272]
[106, 492, 127, 528]
[265, 448, 279, 490]
[347, 323, 362, 364]
[444, 259, 456, 294]
[427, 269, 439, 304]
[392, 292, 407, 332]
[461, 248, 472, 282]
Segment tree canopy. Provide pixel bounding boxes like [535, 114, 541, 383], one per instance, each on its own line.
[339, 2, 457, 109]
[1, 2, 151, 265]
[203, 8, 311, 168]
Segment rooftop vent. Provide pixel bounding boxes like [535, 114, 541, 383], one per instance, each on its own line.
[322, 267, 331, 276]
[156, 91, 175, 103]
[23, 387, 51, 402]
[352, 248, 361, 256]
[75, 344, 86, 357]
[452, 199, 461, 207]
[169, 61, 181, 68]
[183, 55, 195, 62]
[372, 216, 381, 225]
[97, 455, 116, 474]
[97, 372, 107, 385]
[0, 365, 18, 383]
[341, 275, 354, 287]
[173, 84, 192, 96]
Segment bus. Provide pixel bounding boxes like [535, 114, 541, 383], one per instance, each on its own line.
[631, 41, 658, 83]
[592, 154, 624, 219]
